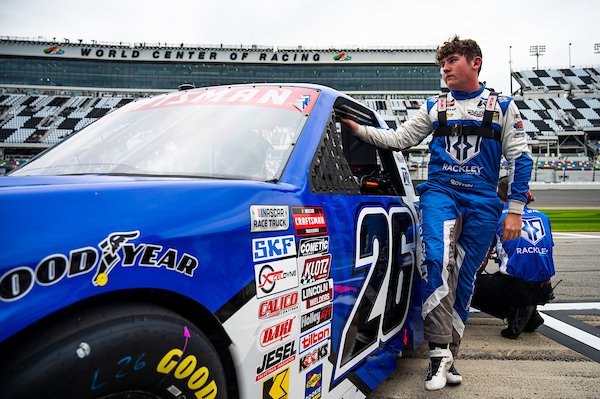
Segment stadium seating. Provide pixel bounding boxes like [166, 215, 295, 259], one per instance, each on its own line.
[2, 65, 599, 172]
[0, 93, 134, 146]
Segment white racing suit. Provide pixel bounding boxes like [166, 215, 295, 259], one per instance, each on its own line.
[354, 85, 533, 355]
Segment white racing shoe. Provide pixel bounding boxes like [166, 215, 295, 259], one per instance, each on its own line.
[424, 347, 453, 391]
[446, 364, 462, 384]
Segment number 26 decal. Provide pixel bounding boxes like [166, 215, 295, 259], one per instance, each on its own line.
[332, 204, 416, 383]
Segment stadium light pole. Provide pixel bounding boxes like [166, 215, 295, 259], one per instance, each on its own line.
[569, 43, 572, 67]
[530, 45, 545, 70]
[509, 46, 513, 94]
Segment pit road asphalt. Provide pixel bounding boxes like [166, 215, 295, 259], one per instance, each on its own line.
[366, 189, 600, 398]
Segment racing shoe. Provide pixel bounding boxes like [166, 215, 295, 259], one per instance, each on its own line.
[524, 310, 544, 332]
[425, 346, 453, 391]
[446, 364, 462, 384]
[501, 305, 535, 339]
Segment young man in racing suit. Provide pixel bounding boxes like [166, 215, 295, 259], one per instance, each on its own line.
[339, 36, 532, 391]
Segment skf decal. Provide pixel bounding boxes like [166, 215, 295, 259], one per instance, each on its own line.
[250, 205, 290, 233]
[291, 207, 327, 236]
[156, 348, 218, 399]
[300, 343, 329, 373]
[297, 236, 329, 257]
[301, 280, 333, 310]
[254, 258, 299, 299]
[300, 304, 332, 333]
[0, 230, 199, 302]
[256, 342, 296, 382]
[299, 254, 331, 285]
[253, 235, 296, 262]
[262, 367, 290, 399]
[304, 364, 323, 399]
[259, 291, 299, 319]
[259, 315, 297, 350]
[299, 322, 331, 354]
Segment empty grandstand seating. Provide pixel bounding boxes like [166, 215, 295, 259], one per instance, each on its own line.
[0, 93, 133, 145]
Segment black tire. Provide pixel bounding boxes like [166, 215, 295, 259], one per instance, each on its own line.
[0, 301, 228, 399]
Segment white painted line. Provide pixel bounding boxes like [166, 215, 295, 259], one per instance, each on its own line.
[540, 312, 600, 352]
[539, 302, 600, 311]
[553, 232, 600, 239]
[472, 302, 600, 314]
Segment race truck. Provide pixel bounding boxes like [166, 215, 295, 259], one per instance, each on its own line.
[0, 83, 423, 399]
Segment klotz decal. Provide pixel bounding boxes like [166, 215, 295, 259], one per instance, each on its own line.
[291, 207, 327, 236]
[299, 254, 331, 285]
[250, 205, 289, 233]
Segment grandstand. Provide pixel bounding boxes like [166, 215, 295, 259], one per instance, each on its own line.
[1, 37, 599, 176]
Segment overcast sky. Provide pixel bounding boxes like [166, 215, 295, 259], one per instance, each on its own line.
[1, 0, 599, 95]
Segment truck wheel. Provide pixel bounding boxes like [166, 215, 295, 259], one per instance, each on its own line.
[0, 301, 228, 399]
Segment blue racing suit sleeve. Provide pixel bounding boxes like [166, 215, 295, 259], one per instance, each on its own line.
[499, 96, 533, 209]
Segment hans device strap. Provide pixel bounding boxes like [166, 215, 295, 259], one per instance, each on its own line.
[434, 92, 501, 142]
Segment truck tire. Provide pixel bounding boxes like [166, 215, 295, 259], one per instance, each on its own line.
[0, 301, 228, 399]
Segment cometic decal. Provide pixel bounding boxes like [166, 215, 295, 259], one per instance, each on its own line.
[297, 236, 329, 257]
[0, 230, 199, 302]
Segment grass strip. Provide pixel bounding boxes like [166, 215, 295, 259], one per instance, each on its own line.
[535, 209, 600, 232]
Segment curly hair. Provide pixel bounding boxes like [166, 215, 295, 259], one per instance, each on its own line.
[435, 35, 482, 74]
